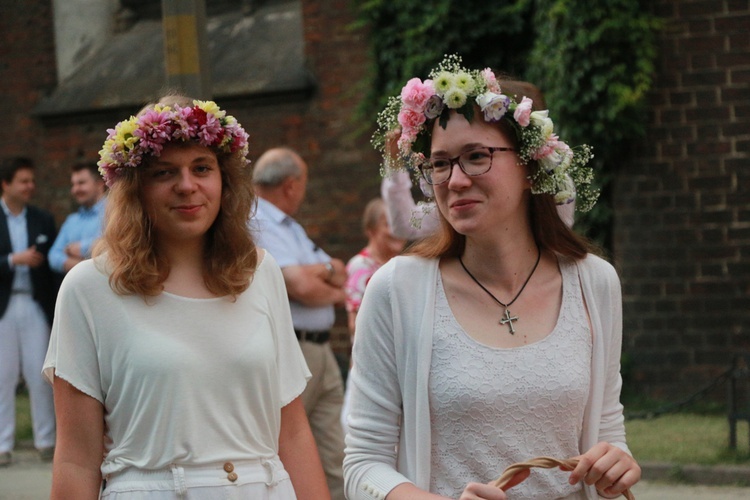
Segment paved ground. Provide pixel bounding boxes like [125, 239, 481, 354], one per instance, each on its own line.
[1, 450, 750, 499]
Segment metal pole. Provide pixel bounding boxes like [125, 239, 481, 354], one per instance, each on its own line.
[161, 0, 212, 99]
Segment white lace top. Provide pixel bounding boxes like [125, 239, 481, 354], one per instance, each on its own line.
[429, 258, 592, 499]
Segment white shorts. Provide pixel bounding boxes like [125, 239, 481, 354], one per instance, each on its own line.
[101, 457, 296, 499]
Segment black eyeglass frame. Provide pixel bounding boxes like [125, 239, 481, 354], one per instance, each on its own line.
[419, 146, 516, 185]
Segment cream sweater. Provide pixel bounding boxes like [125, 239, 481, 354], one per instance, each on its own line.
[343, 254, 629, 500]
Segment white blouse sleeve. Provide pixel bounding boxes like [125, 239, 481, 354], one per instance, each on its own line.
[42, 263, 104, 403]
[263, 252, 312, 407]
[343, 263, 413, 499]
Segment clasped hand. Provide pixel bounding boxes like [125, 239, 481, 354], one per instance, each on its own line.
[457, 442, 640, 500]
[13, 245, 45, 268]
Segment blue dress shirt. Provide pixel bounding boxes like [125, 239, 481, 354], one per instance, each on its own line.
[251, 198, 334, 331]
[48, 197, 106, 273]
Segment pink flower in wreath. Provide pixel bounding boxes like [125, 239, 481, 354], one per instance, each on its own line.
[397, 129, 415, 152]
[513, 96, 534, 127]
[401, 78, 435, 109]
[482, 68, 501, 93]
[532, 134, 562, 160]
[398, 106, 426, 134]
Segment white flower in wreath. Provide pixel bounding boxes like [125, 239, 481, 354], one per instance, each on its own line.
[475, 92, 511, 122]
[530, 110, 554, 138]
[554, 174, 577, 205]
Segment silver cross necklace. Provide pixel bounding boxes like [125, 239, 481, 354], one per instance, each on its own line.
[458, 246, 541, 335]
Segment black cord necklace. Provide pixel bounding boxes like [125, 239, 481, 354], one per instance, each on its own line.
[458, 246, 541, 335]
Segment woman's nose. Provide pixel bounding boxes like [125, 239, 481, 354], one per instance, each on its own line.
[174, 171, 197, 192]
[447, 163, 472, 189]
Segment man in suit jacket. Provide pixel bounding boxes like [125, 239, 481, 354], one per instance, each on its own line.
[0, 157, 59, 466]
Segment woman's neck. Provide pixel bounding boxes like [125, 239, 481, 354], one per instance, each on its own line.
[460, 229, 540, 289]
[157, 239, 217, 298]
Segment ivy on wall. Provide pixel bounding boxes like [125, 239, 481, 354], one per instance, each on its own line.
[353, 0, 659, 250]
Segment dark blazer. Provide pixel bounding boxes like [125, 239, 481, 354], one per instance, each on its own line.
[0, 204, 60, 325]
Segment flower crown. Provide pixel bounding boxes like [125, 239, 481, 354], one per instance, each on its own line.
[374, 55, 598, 212]
[98, 100, 250, 186]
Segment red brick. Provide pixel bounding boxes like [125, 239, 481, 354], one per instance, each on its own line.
[715, 14, 750, 32]
[717, 51, 750, 66]
[679, 0, 723, 18]
[679, 35, 725, 53]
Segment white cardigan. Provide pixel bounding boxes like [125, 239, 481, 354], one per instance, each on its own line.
[343, 254, 629, 500]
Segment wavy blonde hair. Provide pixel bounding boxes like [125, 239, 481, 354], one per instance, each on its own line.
[94, 146, 258, 297]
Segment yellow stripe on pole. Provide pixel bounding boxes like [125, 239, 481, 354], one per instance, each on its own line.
[163, 14, 200, 76]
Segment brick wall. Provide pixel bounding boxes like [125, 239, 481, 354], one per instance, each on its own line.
[615, 0, 750, 398]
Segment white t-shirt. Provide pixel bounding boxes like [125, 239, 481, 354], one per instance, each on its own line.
[43, 251, 310, 476]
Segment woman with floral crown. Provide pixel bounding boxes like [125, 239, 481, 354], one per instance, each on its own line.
[343, 56, 641, 500]
[43, 96, 330, 499]
[380, 79, 576, 240]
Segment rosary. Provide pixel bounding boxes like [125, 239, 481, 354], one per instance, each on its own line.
[458, 246, 541, 335]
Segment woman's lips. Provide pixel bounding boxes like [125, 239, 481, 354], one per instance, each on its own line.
[173, 204, 202, 214]
[450, 199, 478, 210]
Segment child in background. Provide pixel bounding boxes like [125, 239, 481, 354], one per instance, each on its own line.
[344, 198, 406, 335]
[341, 198, 405, 433]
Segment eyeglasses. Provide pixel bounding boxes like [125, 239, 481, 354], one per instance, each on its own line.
[419, 146, 516, 185]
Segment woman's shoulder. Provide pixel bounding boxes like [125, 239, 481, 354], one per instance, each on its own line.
[368, 254, 438, 297]
[379, 254, 437, 276]
[64, 256, 109, 284]
[575, 253, 621, 294]
[57, 257, 113, 301]
[251, 248, 283, 283]
[577, 253, 618, 278]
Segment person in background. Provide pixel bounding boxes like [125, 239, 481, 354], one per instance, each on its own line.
[49, 162, 106, 274]
[0, 157, 58, 466]
[44, 97, 329, 499]
[344, 56, 640, 499]
[381, 80, 575, 240]
[251, 147, 347, 500]
[340, 197, 405, 433]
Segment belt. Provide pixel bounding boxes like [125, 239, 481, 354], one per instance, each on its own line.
[104, 458, 287, 492]
[294, 329, 330, 344]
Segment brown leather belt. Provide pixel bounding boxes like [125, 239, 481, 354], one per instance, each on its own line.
[294, 330, 330, 344]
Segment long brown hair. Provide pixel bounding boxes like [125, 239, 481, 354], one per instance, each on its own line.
[94, 145, 258, 297]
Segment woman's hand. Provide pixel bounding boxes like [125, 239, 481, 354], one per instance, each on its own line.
[384, 128, 402, 170]
[386, 470, 529, 500]
[457, 469, 529, 500]
[457, 482, 507, 500]
[567, 442, 641, 498]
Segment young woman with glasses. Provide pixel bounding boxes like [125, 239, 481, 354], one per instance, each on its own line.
[379, 80, 576, 241]
[343, 56, 640, 500]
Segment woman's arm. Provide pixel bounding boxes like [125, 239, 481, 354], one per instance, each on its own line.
[50, 376, 105, 500]
[279, 396, 331, 500]
[380, 170, 439, 240]
[572, 257, 640, 497]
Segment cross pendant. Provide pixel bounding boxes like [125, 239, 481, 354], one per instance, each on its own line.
[499, 308, 519, 334]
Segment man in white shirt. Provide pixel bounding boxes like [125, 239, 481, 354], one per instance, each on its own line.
[251, 147, 347, 500]
[0, 157, 58, 466]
